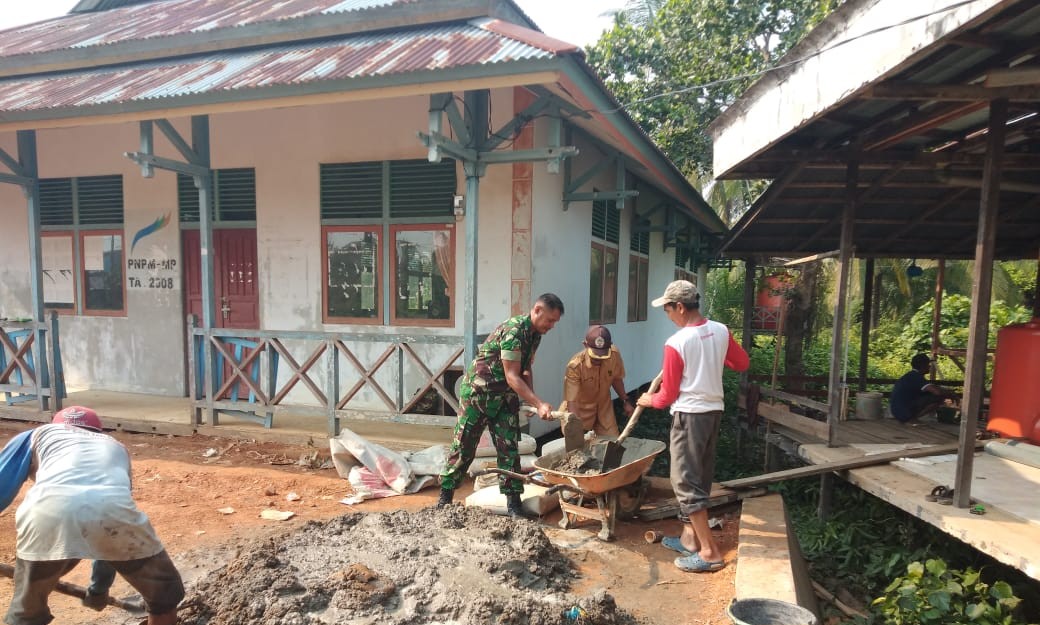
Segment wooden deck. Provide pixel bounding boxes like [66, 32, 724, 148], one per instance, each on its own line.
[770, 415, 1040, 582]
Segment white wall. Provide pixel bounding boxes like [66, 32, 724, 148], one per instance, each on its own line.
[0, 88, 702, 418]
[527, 128, 684, 436]
[0, 124, 184, 395]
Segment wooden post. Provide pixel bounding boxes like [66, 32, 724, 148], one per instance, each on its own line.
[858, 258, 874, 391]
[817, 473, 834, 521]
[827, 160, 858, 447]
[955, 99, 1007, 509]
[930, 259, 946, 380]
[741, 259, 756, 388]
[739, 258, 756, 460]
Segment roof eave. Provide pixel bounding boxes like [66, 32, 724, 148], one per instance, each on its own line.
[559, 60, 725, 234]
[708, 0, 1013, 180]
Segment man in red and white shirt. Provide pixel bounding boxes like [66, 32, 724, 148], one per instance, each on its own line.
[637, 280, 748, 573]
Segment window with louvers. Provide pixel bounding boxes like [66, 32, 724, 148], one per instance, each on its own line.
[177, 169, 256, 222]
[320, 159, 457, 326]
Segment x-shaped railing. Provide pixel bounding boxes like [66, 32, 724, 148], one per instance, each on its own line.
[187, 317, 465, 434]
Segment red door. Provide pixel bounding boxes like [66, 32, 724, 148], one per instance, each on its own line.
[183, 229, 260, 329]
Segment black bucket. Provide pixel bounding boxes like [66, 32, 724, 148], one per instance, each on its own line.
[727, 598, 819, 625]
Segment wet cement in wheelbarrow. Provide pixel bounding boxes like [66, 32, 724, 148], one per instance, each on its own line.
[176, 506, 638, 625]
[548, 438, 662, 475]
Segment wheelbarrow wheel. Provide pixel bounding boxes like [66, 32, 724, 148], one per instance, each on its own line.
[615, 477, 649, 521]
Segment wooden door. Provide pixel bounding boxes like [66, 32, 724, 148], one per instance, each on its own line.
[182, 229, 260, 329]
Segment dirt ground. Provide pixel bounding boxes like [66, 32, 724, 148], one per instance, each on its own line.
[0, 422, 739, 624]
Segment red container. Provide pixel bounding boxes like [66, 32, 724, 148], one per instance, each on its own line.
[752, 274, 793, 331]
[988, 318, 1040, 443]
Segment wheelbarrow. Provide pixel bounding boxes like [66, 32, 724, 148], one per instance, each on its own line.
[478, 436, 665, 541]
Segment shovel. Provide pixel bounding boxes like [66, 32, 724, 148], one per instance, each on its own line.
[592, 371, 663, 472]
[0, 562, 147, 615]
[520, 406, 585, 452]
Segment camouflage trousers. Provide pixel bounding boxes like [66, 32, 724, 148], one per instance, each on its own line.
[440, 389, 522, 495]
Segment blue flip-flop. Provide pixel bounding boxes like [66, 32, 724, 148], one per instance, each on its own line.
[661, 536, 695, 556]
[675, 552, 725, 573]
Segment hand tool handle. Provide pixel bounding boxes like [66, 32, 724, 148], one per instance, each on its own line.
[0, 562, 146, 613]
[616, 371, 663, 446]
[519, 406, 568, 419]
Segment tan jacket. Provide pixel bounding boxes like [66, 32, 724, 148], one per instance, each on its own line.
[561, 346, 626, 436]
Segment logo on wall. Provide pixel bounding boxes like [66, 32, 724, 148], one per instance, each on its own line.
[131, 213, 171, 253]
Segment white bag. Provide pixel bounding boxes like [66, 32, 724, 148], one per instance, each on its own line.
[402, 445, 448, 476]
[464, 484, 560, 516]
[329, 428, 413, 494]
[474, 431, 536, 457]
[467, 453, 538, 477]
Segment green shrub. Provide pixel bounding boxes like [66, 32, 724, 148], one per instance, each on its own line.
[871, 559, 1030, 625]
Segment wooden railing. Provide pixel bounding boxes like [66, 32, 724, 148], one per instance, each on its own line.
[0, 312, 64, 411]
[187, 316, 465, 434]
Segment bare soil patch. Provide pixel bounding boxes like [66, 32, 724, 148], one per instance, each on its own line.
[0, 422, 738, 625]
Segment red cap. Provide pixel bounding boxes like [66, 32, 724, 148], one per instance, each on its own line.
[584, 325, 612, 359]
[52, 406, 102, 431]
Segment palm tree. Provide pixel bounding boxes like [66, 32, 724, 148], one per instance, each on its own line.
[602, 0, 668, 28]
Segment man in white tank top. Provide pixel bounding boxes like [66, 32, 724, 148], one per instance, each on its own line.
[0, 406, 183, 625]
[637, 281, 749, 573]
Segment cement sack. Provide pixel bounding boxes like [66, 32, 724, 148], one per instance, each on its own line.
[464, 484, 560, 517]
[402, 445, 447, 476]
[340, 466, 434, 505]
[467, 454, 538, 477]
[329, 428, 413, 494]
[474, 431, 536, 457]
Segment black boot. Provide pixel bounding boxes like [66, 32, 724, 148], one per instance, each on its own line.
[506, 493, 535, 519]
[437, 488, 454, 508]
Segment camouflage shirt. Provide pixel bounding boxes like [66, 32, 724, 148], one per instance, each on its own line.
[462, 314, 541, 397]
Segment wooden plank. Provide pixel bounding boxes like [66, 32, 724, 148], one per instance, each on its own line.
[721, 441, 979, 489]
[637, 484, 767, 521]
[813, 458, 1040, 582]
[760, 387, 829, 413]
[735, 494, 799, 605]
[758, 401, 829, 440]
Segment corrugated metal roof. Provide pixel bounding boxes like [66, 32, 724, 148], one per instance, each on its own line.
[0, 20, 555, 113]
[0, 0, 411, 58]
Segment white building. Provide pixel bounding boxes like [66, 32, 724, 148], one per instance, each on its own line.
[0, 0, 725, 436]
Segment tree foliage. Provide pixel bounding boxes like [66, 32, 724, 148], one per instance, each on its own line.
[586, 0, 838, 178]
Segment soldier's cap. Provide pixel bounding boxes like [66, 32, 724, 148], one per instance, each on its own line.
[651, 280, 700, 308]
[584, 325, 612, 359]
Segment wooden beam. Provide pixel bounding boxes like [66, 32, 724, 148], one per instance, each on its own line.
[756, 402, 829, 441]
[867, 83, 1040, 101]
[722, 441, 980, 489]
[784, 250, 839, 266]
[873, 188, 972, 250]
[986, 67, 1040, 88]
[795, 164, 907, 252]
[955, 99, 1007, 509]
[864, 102, 987, 151]
[858, 258, 874, 391]
[720, 162, 806, 254]
[826, 160, 857, 446]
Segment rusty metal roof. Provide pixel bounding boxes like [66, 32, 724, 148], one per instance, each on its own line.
[0, 0, 411, 58]
[717, 0, 1040, 260]
[0, 20, 557, 114]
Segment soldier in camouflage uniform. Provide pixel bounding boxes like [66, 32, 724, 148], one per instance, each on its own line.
[438, 293, 565, 518]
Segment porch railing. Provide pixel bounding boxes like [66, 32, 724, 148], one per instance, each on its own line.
[0, 312, 64, 411]
[186, 316, 465, 435]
